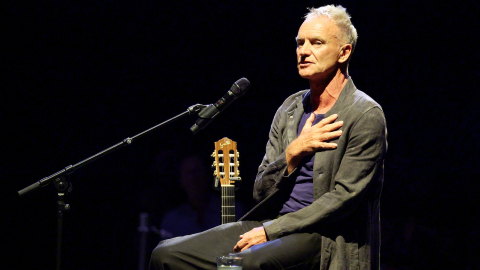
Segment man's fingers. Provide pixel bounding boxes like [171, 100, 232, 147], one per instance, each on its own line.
[306, 113, 315, 124]
[301, 113, 315, 132]
[322, 130, 343, 141]
[308, 131, 342, 151]
[234, 232, 249, 252]
[233, 241, 244, 252]
[315, 120, 343, 131]
[318, 114, 338, 126]
[233, 227, 267, 253]
[317, 142, 338, 149]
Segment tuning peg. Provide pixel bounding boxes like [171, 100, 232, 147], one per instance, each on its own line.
[211, 151, 216, 157]
[213, 170, 218, 176]
[211, 161, 217, 168]
[237, 161, 240, 166]
[236, 152, 240, 158]
[237, 170, 240, 176]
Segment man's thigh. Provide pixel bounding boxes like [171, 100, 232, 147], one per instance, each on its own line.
[237, 232, 322, 270]
[150, 221, 264, 270]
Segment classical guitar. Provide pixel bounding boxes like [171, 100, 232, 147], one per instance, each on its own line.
[212, 137, 241, 224]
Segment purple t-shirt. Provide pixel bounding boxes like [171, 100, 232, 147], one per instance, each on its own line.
[279, 111, 325, 215]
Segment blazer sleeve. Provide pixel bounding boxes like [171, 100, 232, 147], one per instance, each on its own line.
[263, 106, 387, 240]
[252, 103, 299, 203]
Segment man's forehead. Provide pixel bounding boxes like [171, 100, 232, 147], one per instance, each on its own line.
[297, 16, 338, 38]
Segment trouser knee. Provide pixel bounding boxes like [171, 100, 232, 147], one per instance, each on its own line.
[149, 241, 175, 270]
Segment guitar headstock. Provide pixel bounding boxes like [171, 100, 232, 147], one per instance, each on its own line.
[212, 137, 240, 187]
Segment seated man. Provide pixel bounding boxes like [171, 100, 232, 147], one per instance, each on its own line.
[150, 4, 387, 270]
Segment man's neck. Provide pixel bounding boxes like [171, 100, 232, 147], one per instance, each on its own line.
[309, 69, 348, 114]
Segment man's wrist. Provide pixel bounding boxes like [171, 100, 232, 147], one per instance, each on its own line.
[286, 149, 302, 174]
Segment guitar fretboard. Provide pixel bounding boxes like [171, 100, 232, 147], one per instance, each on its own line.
[221, 185, 236, 224]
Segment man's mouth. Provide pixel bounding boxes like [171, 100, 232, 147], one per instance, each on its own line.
[299, 61, 312, 67]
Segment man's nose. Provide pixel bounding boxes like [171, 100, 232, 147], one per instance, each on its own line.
[297, 42, 312, 56]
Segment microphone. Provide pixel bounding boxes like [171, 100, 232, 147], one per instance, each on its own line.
[190, 78, 250, 134]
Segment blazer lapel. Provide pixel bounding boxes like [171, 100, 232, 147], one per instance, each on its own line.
[284, 94, 305, 147]
[313, 78, 357, 198]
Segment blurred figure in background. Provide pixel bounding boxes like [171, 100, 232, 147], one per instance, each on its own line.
[159, 154, 244, 238]
[137, 150, 245, 270]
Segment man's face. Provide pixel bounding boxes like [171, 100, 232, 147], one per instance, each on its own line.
[296, 16, 344, 81]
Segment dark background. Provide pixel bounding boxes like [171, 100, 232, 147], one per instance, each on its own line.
[2, 0, 479, 269]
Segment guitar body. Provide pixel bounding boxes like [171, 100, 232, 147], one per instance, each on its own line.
[212, 137, 241, 224]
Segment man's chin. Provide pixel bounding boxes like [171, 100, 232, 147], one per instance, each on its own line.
[298, 72, 315, 80]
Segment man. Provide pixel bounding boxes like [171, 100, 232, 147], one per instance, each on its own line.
[150, 5, 387, 269]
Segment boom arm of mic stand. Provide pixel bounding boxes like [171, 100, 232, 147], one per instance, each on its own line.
[17, 104, 208, 197]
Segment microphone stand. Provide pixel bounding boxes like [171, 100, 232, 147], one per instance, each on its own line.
[17, 104, 207, 270]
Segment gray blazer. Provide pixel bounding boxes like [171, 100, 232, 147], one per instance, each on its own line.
[240, 79, 387, 269]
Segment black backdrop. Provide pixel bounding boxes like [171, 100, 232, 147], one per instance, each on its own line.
[2, 0, 479, 269]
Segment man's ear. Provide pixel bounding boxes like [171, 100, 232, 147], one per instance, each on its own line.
[338, 44, 352, 63]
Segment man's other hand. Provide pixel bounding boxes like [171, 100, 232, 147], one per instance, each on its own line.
[233, 227, 267, 252]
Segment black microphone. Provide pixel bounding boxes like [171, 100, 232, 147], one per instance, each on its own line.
[190, 77, 250, 134]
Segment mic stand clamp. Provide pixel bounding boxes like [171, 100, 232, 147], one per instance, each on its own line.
[190, 104, 220, 134]
[187, 104, 208, 115]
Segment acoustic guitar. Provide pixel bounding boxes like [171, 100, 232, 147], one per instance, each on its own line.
[212, 137, 241, 224]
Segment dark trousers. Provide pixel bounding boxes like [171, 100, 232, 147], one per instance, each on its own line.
[149, 221, 322, 270]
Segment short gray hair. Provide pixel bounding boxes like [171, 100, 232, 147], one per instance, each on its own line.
[304, 5, 358, 52]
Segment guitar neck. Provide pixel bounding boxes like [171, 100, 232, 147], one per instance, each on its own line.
[213, 137, 240, 225]
[221, 185, 235, 224]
